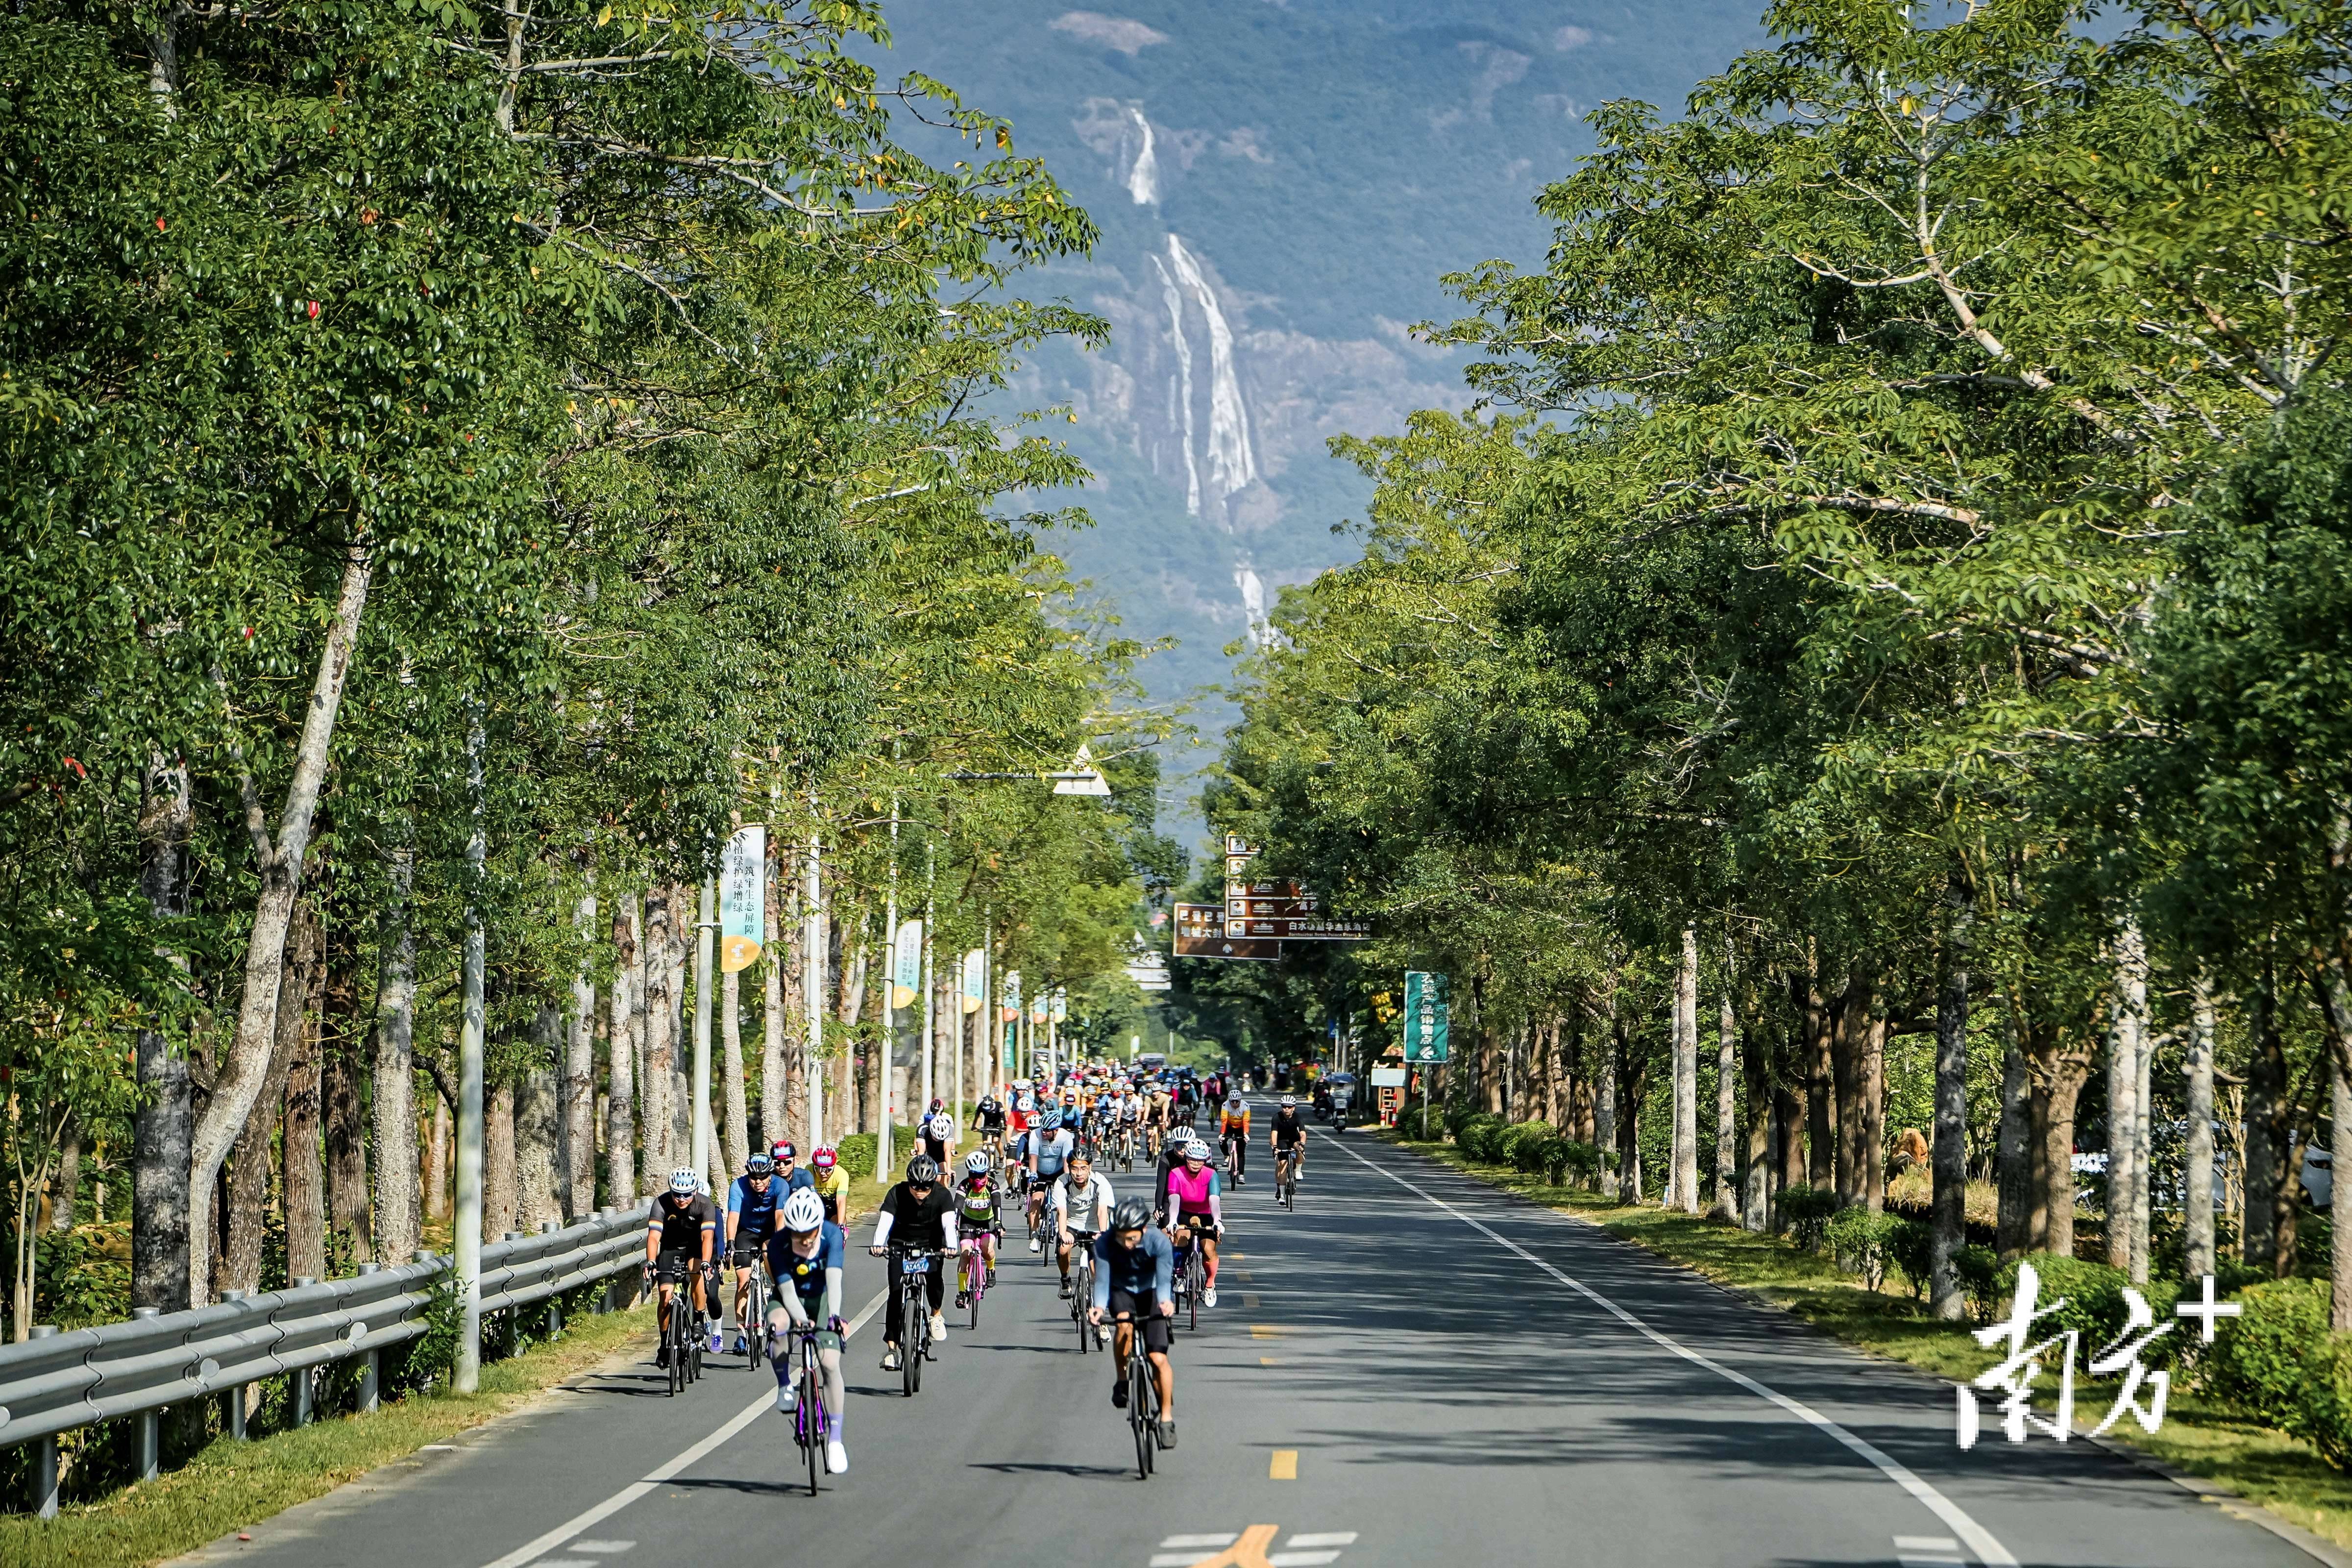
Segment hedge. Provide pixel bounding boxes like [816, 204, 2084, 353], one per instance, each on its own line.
[1825, 1207, 1906, 1292]
[1778, 1184, 1839, 1250]
[2207, 1277, 2352, 1469]
[833, 1128, 916, 1180]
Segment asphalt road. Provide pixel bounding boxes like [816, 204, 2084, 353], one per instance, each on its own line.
[183, 1109, 2317, 1568]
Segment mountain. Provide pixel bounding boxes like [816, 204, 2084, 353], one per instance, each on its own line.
[871, 2, 1766, 830]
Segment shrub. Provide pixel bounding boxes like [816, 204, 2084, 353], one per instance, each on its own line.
[1988, 1252, 2186, 1369]
[1454, 1113, 1507, 1161]
[1554, 1139, 1605, 1186]
[1886, 1218, 1933, 1299]
[1955, 1245, 2002, 1323]
[1826, 1207, 1907, 1291]
[1502, 1120, 1555, 1172]
[1778, 1184, 1839, 1251]
[833, 1130, 910, 1180]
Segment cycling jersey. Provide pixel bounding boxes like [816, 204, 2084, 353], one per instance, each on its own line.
[1051, 1170, 1116, 1232]
[1271, 1109, 1305, 1148]
[1093, 1227, 1174, 1309]
[956, 1174, 998, 1227]
[976, 1104, 1007, 1133]
[647, 1192, 716, 1257]
[726, 1171, 807, 1242]
[809, 1165, 850, 1223]
[767, 1220, 845, 1315]
[1166, 1164, 1221, 1217]
[873, 1181, 956, 1251]
[1220, 1110, 1250, 1139]
[1029, 1127, 1075, 1178]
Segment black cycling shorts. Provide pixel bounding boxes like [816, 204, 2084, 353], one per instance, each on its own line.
[653, 1247, 701, 1281]
[1107, 1288, 1173, 1354]
[729, 1237, 768, 1266]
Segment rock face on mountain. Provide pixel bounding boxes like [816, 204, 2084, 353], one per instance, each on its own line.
[877, 1, 1761, 759]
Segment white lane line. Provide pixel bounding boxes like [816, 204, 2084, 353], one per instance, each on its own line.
[1267, 1554, 1341, 1567]
[568, 1545, 633, 1555]
[1899, 1557, 1966, 1568]
[1160, 1534, 1238, 1548]
[1286, 1533, 1358, 1548]
[480, 1287, 886, 1568]
[1895, 1538, 1960, 1553]
[1318, 1133, 2018, 1568]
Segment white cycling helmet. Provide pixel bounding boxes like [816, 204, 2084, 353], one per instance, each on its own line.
[1280, 1095, 1296, 1108]
[780, 1188, 826, 1232]
[963, 1151, 991, 1175]
[1182, 1138, 1211, 1161]
[668, 1167, 699, 1195]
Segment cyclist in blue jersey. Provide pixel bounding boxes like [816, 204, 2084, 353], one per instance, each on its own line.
[1024, 1110, 1076, 1251]
[766, 1187, 848, 1475]
[725, 1152, 799, 1352]
[1089, 1198, 1177, 1447]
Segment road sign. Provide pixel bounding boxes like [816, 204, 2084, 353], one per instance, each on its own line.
[718, 825, 765, 972]
[1174, 902, 1283, 961]
[1403, 970, 1449, 1061]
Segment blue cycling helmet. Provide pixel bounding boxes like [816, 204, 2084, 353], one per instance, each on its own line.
[1042, 1110, 1065, 1130]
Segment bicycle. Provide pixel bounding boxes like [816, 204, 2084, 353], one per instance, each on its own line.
[781, 1321, 834, 1495]
[1067, 1231, 1100, 1353]
[738, 1247, 771, 1369]
[958, 1230, 991, 1331]
[648, 1258, 699, 1394]
[1275, 1147, 1299, 1211]
[888, 1246, 945, 1397]
[1172, 1229, 1207, 1332]
[1111, 1312, 1162, 1479]
[1222, 1133, 1247, 1189]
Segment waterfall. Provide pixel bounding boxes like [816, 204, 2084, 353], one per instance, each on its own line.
[1235, 564, 1271, 648]
[1127, 107, 1158, 205]
[1150, 254, 1201, 516]
[1165, 235, 1256, 500]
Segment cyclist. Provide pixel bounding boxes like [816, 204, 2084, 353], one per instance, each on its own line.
[1218, 1095, 1250, 1187]
[724, 1152, 788, 1352]
[1089, 1198, 1177, 1447]
[920, 1105, 957, 1170]
[974, 1093, 1007, 1162]
[765, 1187, 849, 1475]
[1023, 1109, 1076, 1251]
[953, 1150, 999, 1309]
[1050, 1150, 1116, 1299]
[808, 1145, 850, 1225]
[1164, 1137, 1225, 1309]
[868, 1154, 958, 1372]
[1116, 1085, 1145, 1159]
[643, 1167, 715, 1367]
[1271, 1094, 1306, 1187]
[1143, 1080, 1169, 1156]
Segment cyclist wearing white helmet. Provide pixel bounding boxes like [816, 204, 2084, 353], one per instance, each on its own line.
[765, 1187, 848, 1475]
[1021, 1109, 1076, 1252]
[644, 1167, 716, 1369]
[868, 1155, 958, 1371]
[1164, 1137, 1225, 1308]
[1271, 1093, 1307, 1187]
[953, 1150, 999, 1310]
[1050, 1149, 1116, 1299]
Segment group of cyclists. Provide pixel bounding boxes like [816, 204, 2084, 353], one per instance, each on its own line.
[639, 1060, 1314, 1482]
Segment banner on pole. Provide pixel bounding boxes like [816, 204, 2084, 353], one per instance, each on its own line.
[1403, 970, 1450, 1063]
[1001, 970, 1021, 1023]
[892, 919, 923, 1010]
[719, 826, 766, 973]
[1050, 989, 1068, 1024]
[961, 950, 985, 1014]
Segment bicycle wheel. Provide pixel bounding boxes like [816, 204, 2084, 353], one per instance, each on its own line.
[748, 1270, 766, 1370]
[663, 1303, 681, 1396]
[900, 1286, 919, 1397]
[1187, 1253, 1201, 1332]
[1129, 1352, 1152, 1479]
[910, 1308, 926, 1395]
[802, 1357, 822, 1495]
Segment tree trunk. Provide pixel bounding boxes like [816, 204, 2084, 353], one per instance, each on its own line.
[1592, 994, 1617, 1182]
[2042, 1063, 2086, 1258]
[2184, 971, 2219, 1281]
[642, 888, 675, 1177]
[2244, 964, 2285, 1273]
[1775, 1019, 1806, 1219]
[322, 917, 369, 1265]
[609, 895, 640, 1203]
[1801, 970, 1834, 1189]
[721, 968, 751, 1175]
[486, 1081, 518, 1240]
[1932, 864, 1973, 1320]
[1995, 1002, 2032, 1258]
[1671, 924, 1700, 1213]
[764, 837, 792, 1150]
[1741, 994, 1770, 1230]
[1712, 980, 1738, 1222]
[518, 1006, 561, 1230]
[2336, 1042, 2352, 1331]
[281, 899, 327, 1284]
[370, 847, 420, 1263]
[49, 1117, 80, 1232]
[185, 541, 372, 1306]
[1614, 1013, 1645, 1204]
[2107, 918, 2150, 1280]
[564, 888, 597, 1222]
[1862, 1003, 1887, 1212]
[224, 899, 316, 1296]
[1831, 973, 1861, 1206]
[427, 1093, 451, 1223]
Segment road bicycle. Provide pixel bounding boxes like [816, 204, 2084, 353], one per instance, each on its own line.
[1114, 1125, 1137, 1172]
[958, 1229, 992, 1331]
[648, 1258, 703, 1394]
[1171, 1229, 1207, 1333]
[1111, 1313, 1162, 1480]
[1275, 1148, 1299, 1211]
[781, 1322, 834, 1495]
[1067, 1231, 1100, 1353]
[889, 1246, 946, 1397]
[738, 1247, 771, 1369]
[1222, 1133, 1247, 1189]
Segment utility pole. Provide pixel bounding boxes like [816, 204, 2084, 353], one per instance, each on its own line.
[453, 717, 487, 1395]
[802, 797, 824, 1149]
[880, 797, 900, 1177]
[692, 874, 716, 1178]
[921, 837, 936, 1115]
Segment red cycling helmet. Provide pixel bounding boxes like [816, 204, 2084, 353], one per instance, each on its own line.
[770, 1140, 797, 1163]
[809, 1146, 837, 1172]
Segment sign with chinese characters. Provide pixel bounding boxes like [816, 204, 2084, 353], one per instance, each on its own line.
[1174, 902, 1282, 961]
[1215, 838, 1369, 948]
[891, 918, 922, 1011]
[718, 825, 765, 973]
[1957, 1266, 2241, 1448]
[1403, 970, 1449, 1062]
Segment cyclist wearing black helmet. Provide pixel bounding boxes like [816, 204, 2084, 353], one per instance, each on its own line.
[1090, 1197, 1178, 1447]
[868, 1154, 958, 1372]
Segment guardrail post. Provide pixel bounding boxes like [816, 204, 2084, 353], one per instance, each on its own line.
[290, 1278, 317, 1425]
[355, 1262, 382, 1412]
[28, 1324, 60, 1518]
[219, 1292, 249, 1438]
[130, 1307, 165, 1480]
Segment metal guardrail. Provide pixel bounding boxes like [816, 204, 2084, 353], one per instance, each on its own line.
[0, 1204, 651, 1518]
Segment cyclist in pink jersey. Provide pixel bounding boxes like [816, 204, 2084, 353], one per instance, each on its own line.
[1163, 1138, 1225, 1308]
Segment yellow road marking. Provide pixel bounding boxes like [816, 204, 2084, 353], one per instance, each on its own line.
[1242, 1293, 1261, 1308]
[1250, 1324, 1281, 1340]
[1178, 1524, 1280, 1568]
[1269, 1450, 1298, 1480]
[1259, 1356, 1278, 1367]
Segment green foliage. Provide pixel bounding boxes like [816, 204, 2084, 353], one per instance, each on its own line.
[1778, 1185, 1839, 1252]
[33, 1226, 129, 1330]
[1825, 1207, 1906, 1293]
[2208, 1277, 2352, 1472]
[1453, 1113, 1509, 1162]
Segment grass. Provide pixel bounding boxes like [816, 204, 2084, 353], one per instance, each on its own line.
[1384, 1131, 2352, 1553]
[0, 1176, 896, 1568]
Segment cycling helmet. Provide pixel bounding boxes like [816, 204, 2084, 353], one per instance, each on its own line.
[746, 1153, 775, 1176]
[668, 1167, 699, 1194]
[906, 1154, 940, 1184]
[963, 1151, 992, 1175]
[1280, 1095, 1296, 1108]
[1226, 1095, 1243, 1108]
[781, 1188, 826, 1232]
[810, 1146, 837, 1171]
[1111, 1198, 1154, 1232]
[929, 1098, 944, 1113]
[770, 1140, 797, 1162]
[1041, 1110, 1064, 1130]
[1182, 1139, 1211, 1162]
[979, 1095, 999, 1111]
